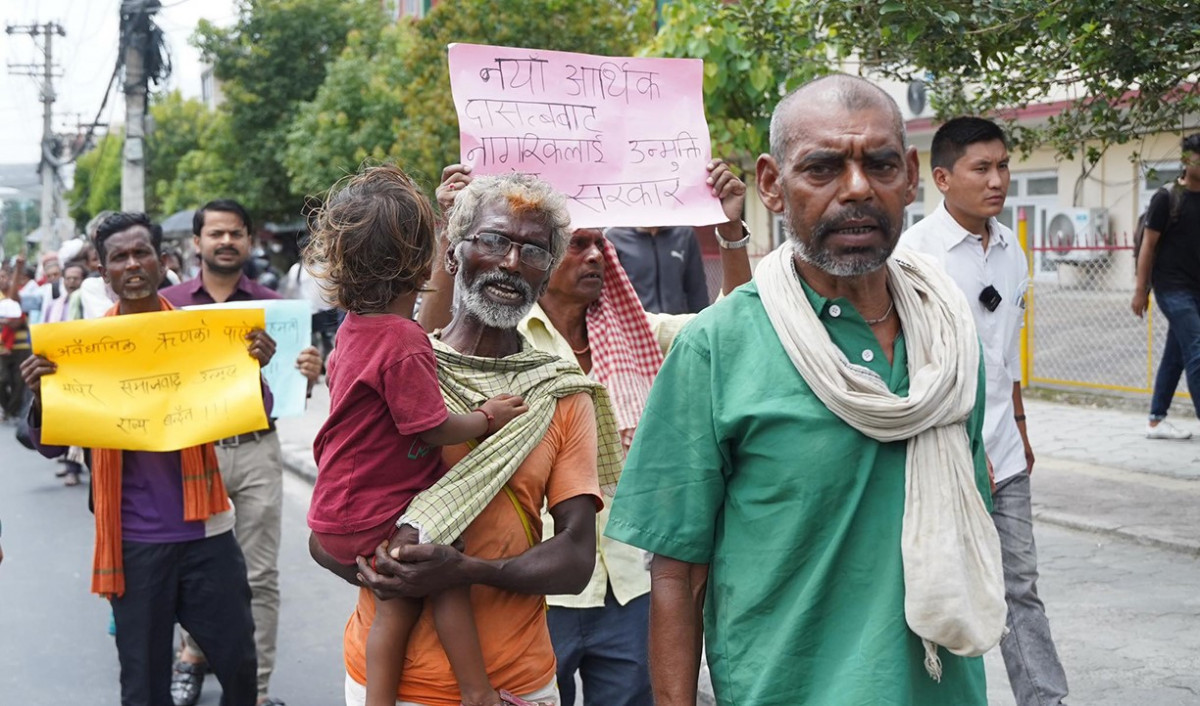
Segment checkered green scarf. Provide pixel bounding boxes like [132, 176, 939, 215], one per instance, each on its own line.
[399, 336, 623, 546]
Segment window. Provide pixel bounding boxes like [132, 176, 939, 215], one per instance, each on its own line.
[1007, 171, 1059, 199]
[905, 183, 924, 230]
[201, 68, 216, 107]
[1026, 176, 1059, 196]
[1006, 172, 1061, 275]
[1141, 160, 1179, 194]
[384, 0, 426, 19]
[770, 212, 787, 249]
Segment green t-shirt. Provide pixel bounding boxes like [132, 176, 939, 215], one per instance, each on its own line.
[606, 280, 990, 706]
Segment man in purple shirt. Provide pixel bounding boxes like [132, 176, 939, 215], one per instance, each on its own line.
[160, 199, 320, 706]
[22, 212, 272, 706]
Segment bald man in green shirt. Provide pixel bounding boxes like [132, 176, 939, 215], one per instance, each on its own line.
[607, 75, 1005, 706]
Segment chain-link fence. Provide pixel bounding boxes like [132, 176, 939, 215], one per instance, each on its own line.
[1027, 244, 1192, 404]
[702, 254, 722, 303]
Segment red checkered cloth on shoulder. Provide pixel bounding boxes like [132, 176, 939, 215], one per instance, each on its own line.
[586, 239, 664, 448]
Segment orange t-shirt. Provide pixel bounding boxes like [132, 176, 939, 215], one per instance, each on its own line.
[343, 393, 602, 705]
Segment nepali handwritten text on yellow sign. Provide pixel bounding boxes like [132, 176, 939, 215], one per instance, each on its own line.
[32, 309, 268, 451]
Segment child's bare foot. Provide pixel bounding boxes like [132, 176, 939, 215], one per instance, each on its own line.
[387, 523, 420, 559]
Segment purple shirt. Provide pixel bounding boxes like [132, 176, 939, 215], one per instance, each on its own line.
[29, 281, 277, 541]
[30, 424, 227, 542]
[160, 272, 282, 308]
[30, 382, 273, 541]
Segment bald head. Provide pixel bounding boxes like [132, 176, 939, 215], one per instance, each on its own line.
[769, 74, 906, 162]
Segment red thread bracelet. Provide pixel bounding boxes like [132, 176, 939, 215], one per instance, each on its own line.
[474, 407, 495, 435]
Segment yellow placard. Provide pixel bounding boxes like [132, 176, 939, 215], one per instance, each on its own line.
[31, 309, 269, 451]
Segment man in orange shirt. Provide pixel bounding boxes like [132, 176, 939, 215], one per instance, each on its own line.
[310, 174, 604, 706]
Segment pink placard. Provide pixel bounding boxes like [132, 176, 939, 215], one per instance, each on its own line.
[448, 43, 728, 230]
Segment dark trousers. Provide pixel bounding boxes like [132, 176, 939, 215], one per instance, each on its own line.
[0, 348, 30, 418]
[1150, 326, 1184, 419]
[1156, 288, 1200, 419]
[111, 531, 257, 706]
[311, 308, 340, 361]
[547, 588, 652, 706]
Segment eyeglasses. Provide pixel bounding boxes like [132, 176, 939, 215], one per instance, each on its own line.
[464, 232, 554, 271]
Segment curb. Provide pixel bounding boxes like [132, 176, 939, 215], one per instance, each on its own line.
[1034, 509, 1200, 557]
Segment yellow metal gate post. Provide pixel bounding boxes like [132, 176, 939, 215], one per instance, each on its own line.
[1019, 206, 1031, 386]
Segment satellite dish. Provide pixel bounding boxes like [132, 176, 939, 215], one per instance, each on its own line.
[906, 79, 927, 115]
[1046, 213, 1075, 252]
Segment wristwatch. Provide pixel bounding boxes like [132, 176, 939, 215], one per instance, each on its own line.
[716, 220, 751, 250]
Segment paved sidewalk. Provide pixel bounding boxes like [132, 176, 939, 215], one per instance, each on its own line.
[280, 385, 1200, 555]
[1023, 399, 1200, 555]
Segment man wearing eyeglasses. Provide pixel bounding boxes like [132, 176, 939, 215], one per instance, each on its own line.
[415, 159, 751, 706]
[313, 172, 621, 706]
[900, 117, 1068, 706]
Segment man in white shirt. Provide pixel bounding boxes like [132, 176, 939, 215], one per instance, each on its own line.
[282, 258, 339, 362]
[900, 117, 1068, 706]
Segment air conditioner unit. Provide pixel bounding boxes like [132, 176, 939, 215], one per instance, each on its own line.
[1043, 208, 1111, 262]
[903, 78, 935, 120]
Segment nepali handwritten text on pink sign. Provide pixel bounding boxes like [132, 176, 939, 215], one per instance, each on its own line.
[448, 43, 727, 229]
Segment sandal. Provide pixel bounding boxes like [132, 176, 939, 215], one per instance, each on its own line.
[64, 472, 81, 486]
[170, 660, 205, 706]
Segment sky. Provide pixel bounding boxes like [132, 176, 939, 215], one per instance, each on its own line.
[0, 0, 237, 167]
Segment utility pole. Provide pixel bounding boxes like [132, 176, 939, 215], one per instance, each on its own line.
[6, 21, 66, 249]
[120, 0, 162, 213]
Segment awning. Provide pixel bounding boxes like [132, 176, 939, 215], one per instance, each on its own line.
[160, 208, 195, 238]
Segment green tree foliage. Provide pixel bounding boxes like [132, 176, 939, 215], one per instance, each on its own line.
[284, 23, 417, 197]
[157, 111, 239, 217]
[68, 132, 124, 228]
[3, 200, 40, 256]
[67, 92, 220, 228]
[644, 0, 829, 167]
[146, 91, 217, 216]
[816, 0, 1200, 164]
[286, 0, 655, 197]
[192, 0, 384, 222]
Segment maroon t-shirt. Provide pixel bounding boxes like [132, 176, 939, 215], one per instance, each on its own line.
[307, 313, 449, 534]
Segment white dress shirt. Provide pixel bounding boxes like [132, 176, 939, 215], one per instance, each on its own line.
[899, 201, 1030, 483]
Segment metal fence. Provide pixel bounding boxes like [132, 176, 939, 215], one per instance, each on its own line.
[1026, 243, 1191, 403]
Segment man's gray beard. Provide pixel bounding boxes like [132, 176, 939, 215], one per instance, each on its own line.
[454, 267, 537, 330]
[784, 214, 891, 278]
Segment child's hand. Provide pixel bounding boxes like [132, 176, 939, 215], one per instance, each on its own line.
[480, 393, 528, 434]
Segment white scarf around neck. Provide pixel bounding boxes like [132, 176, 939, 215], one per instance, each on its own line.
[755, 241, 1007, 680]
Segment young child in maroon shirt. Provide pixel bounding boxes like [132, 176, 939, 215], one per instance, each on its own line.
[305, 165, 531, 706]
